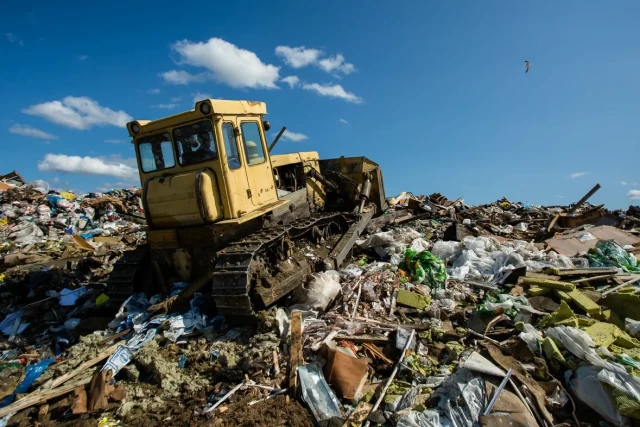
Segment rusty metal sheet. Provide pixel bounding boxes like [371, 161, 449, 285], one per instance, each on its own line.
[546, 225, 640, 257]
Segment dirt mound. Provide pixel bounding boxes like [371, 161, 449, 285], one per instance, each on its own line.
[214, 395, 313, 427]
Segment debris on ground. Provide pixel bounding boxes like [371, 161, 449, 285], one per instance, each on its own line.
[2, 179, 640, 426]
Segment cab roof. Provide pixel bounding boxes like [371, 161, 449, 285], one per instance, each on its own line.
[127, 99, 267, 138]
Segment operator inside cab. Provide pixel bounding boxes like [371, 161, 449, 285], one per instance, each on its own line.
[191, 132, 216, 162]
[174, 121, 218, 165]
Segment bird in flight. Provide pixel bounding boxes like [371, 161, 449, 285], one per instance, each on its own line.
[524, 60, 531, 73]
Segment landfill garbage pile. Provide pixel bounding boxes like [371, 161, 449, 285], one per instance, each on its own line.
[1, 182, 640, 426]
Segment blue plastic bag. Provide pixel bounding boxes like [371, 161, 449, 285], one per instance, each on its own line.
[0, 358, 55, 408]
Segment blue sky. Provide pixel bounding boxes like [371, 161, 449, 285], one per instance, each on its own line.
[1, 1, 639, 208]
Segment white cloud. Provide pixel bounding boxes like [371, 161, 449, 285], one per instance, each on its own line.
[38, 153, 138, 180]
[569, 172, 588, 179]
[621, 181, 629, 186]
[160, 70, 208, 85]
[147, 88, 161, 94]
[171, 96, 183, 102]
[23, 96, 132, 130]
[9, 124, 58, 140]
[281, 130, 309, 142]
[281, 76, 300, 88]
[339, 118, 348, 124]
[275, 46, 356, 75]
[152, 103, 178, 109]
[170, 38, 280, 89]
[192, 92, 212, 103]
[5, 33, 23, 46]
[302, 83, 362, 104]
[628, 190, 640, 200]
[104, 139, 123, 144]
[53, 177, 60, 183]
[318, 54, 355, 75]
[78, 55, 89, 61]
[275, 46, 322, 68]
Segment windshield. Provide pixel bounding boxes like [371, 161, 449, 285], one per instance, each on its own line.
[138, 133, 175, 173]
[173, 120, 217, 166]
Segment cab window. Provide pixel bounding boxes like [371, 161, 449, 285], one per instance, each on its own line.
[138, 133, 175, 173]
[240, 122, 266, 166]
[222, 122, 241, 170]
[173, 120, 217, 166]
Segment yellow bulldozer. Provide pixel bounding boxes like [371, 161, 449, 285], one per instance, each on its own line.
[107, 99, 387, 321]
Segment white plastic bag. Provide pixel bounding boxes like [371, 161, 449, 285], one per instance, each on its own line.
[625, 318, 640, 337]
[431, 241, 463, 262]
[293, 270, 341, 311]
[9, 222, 44, 245]
[359, 231, 395, 248]
[566, 366, 628, 426]
[410, 237, 430, 253]
[396, 410, 440, 427]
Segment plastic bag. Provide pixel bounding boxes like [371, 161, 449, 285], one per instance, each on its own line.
[626, 319, 640, 338]
[30, 180, 49, 193]
[0, 358, 55, 408]
[396, 410, 440, 427]
[361, 282, 377, 302]
[566, 366, 627, 426]
[478, 293, 531, 318]
[431, 241, 463, 262]
[293, 270, 341, 311]
[9, 222, 44, 245]
[359, 231, 395, 248]
[587, 240, 640, 273]
[519, 323, 543, 352]
[400, 249, 448, 288]
[410, 237, 431, 254]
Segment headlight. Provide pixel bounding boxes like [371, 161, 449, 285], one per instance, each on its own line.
[131, 123, 140, 134]
[200, 102, 211, 115]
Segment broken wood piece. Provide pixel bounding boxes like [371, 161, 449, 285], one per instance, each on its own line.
[351, 281, 363, 319]
[549, 267, 617, 277]
[566, 183, 601, 215]
[0, 377, 92, 418]
[50, 341, 124, 389]
[204, 381, 245, 414]
[18, 354, 40, 359]
[273, 350, 280, 375]
[311, 330, 340, 352]
[353, 316, 430, 331]
[521, 277, 575, 291]
[98, 329, 131, 346]
[289, 311, 304, 396]
[362, 343, 393, 364]
[334, 334, 389, 344]
[571, 274, 618, 284]
[467, 329, 502, 346]
[37, 404, 49, 422]
[602, 276, 640, 297]
[464, 280, 499, 291]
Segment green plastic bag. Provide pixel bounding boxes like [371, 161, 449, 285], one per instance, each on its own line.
[587, 240, 640, 273]
[399, 249, 447, 289]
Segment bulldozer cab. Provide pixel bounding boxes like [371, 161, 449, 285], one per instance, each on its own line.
[127, 100, 280, 228]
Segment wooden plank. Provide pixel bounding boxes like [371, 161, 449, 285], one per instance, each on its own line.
[289, 311, 304, 396]
[551, 267, 617, 277]
[334, 334, 390, 344]
[571, 274, 618, 284]
[0, 377, 92, 418]
[98, 329, 130, 346]
[50, 341, 124, 389]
